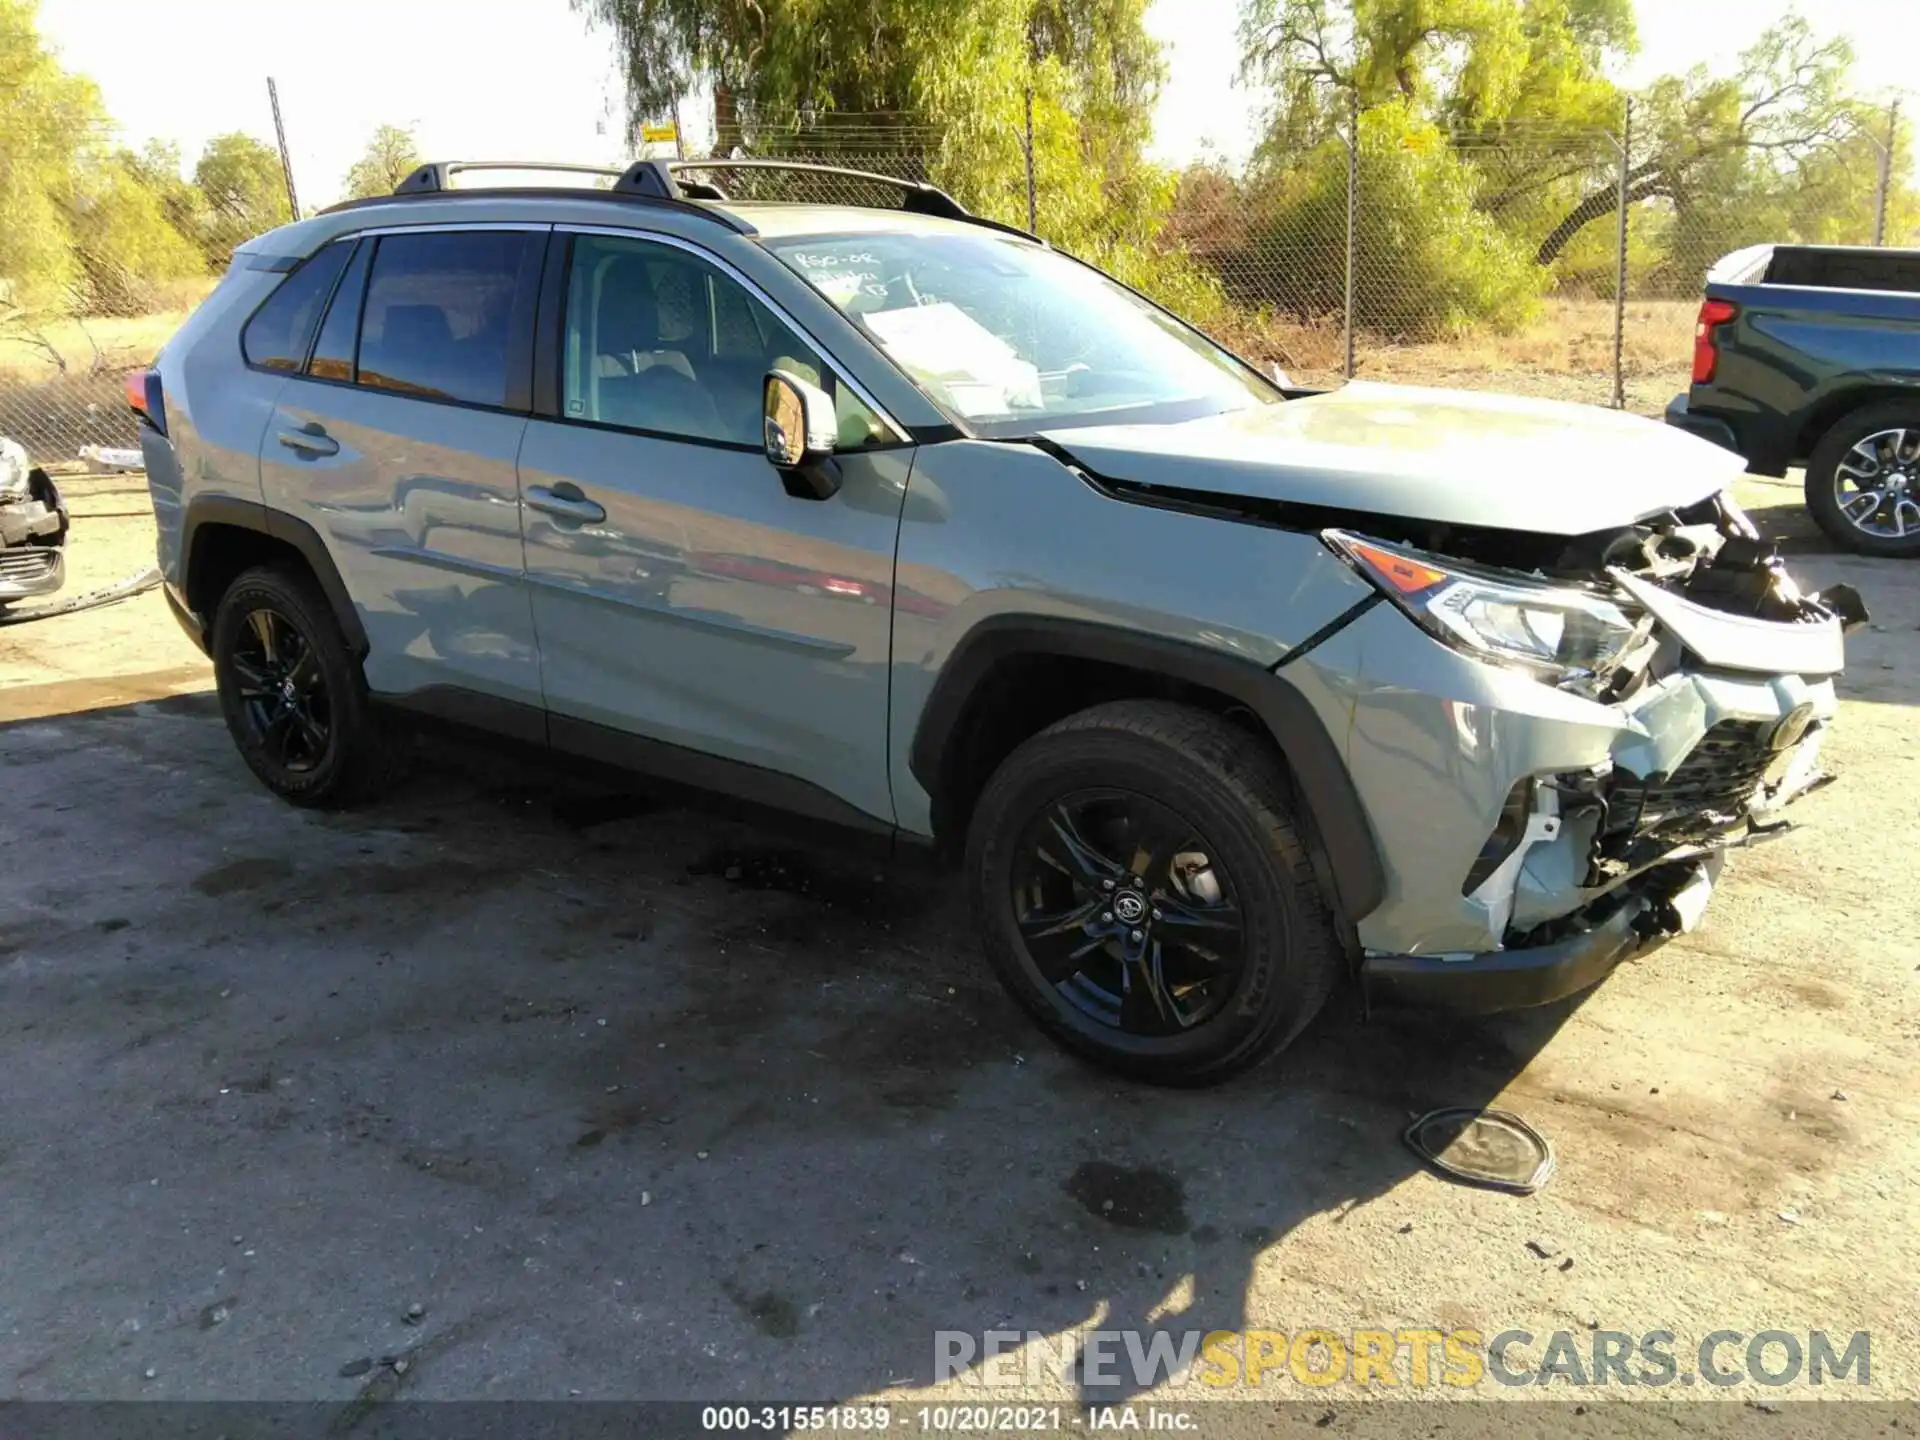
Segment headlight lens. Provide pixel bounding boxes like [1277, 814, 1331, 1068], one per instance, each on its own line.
[1324, 529, 1642, 683]
[0, 438, 28, 502]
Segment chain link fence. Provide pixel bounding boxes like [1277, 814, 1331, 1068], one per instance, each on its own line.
[3, 98, 1907, 466]
[0, 323, 153, 469]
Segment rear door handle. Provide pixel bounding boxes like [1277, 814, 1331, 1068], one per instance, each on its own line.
[277, 425, 338, 457]
[526, 483, 607, 525]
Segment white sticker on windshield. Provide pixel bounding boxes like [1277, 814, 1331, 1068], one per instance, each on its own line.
[864, 302, 1041, 416]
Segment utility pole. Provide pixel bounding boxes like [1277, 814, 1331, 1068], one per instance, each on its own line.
[267, 78, 300, 220]
[1343, 85, 1358, 380]
[1873, 97, 1899, 246]
[1612, 97, 1632, 411]
[1023, 82, 1037, 235]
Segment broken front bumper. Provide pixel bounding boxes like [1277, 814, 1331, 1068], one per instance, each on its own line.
[0, 475, 68, 603]
[1280, 590, 1844, 1005]
[1362, 855, 1722, 1013]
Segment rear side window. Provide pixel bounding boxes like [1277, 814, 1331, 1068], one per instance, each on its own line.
[355, 230, 537, 407]
[240, 242, 353, 371]
[307, 239, 371, 381]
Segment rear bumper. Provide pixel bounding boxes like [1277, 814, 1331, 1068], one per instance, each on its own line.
[1362, 860, 1717, 1015]
[1664, 393, 1743, 455]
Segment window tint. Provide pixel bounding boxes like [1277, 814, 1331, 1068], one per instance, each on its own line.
[560, 233, 882, 449]
[356, 231, 536, 407]
[308, 239, 370, 382]
[241, 241, 353, 372]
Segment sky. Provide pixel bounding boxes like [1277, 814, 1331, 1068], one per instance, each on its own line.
[34, 0, 1917, 211]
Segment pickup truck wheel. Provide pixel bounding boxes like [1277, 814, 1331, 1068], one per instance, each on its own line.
[966, 700, 1342, 1086]
[210, 565, 408, 808]
[1806, 401, 1920, 557]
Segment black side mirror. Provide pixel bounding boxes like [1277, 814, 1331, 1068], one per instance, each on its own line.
[762, 369, 841, 500]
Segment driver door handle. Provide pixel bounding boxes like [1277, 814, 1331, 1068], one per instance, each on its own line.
[526, 483, 607, 525]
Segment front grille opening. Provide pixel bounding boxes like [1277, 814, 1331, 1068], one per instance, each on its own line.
[0, 548, 58, 581]
[1594, 721, 1773, 881]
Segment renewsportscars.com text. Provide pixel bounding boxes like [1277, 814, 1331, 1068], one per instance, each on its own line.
[935, 1327, 1872, 1390]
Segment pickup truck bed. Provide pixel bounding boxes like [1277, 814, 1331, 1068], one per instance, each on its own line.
[1666, 243, 1920, 557]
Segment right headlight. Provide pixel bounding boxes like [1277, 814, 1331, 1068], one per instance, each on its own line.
[1323, 529, 1646, 686]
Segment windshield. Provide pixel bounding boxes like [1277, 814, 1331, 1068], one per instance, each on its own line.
[766, 230, 1278, 435]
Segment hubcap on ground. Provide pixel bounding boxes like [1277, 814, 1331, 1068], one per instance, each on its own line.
[1008, 789, 1247, 1036]
[1835, 427, 1920, 539]
[229, 606, 331, 774]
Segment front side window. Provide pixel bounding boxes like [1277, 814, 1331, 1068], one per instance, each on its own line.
[560, 233, 881, 449]
[355, 230, 536, 407]
[241, 241, 353, 372]
[767, 231, 1278, 435]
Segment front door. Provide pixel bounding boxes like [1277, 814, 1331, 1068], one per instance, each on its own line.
[257, 225, 547, 715]
[517, 229, 912, 827]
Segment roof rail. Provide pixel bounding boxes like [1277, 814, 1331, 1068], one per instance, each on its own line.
[395, 160, 628, 193]
[318, 159, 751, 230]
[352, 157, 1034, 241]
[617, 157, 1039, 241]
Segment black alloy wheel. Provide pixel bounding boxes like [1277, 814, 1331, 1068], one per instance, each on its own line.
[211, 564, 408, 808]
[1009, 789, 1246, 1036]
[228, 605, 332, 774]
[967, 699, 1342, 1085]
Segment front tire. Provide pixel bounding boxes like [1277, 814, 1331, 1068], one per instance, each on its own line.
[966, 700, 1343, 1086]
[1805, 400, 1920, 557]
[210, 564, 407, 808]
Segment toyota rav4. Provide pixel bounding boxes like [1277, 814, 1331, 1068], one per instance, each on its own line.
[134, 159, 1860, 1084]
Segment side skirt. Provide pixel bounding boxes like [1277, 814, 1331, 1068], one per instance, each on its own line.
[373, 685, 935, 867]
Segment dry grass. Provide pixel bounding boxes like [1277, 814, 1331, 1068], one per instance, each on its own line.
[1221, 296, 1699, 414]
[0, 277, 218, 382]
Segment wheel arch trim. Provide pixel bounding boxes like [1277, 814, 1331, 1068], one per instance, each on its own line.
[181, 494, 368, 656]
[907, 615, 1385, 922]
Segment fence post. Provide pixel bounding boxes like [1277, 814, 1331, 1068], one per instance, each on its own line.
[1023, 83, 1038, 235]
[1344, 86, 1358, 381]
[1873, 97, 1899, 246]
[1611, 98, 1632, 411]
[267, 77, 300, 221]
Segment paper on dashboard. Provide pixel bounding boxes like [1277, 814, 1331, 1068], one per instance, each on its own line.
[863, 302, 1041, 417]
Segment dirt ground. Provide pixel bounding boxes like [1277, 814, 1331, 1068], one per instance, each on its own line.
[1, 470, 1916, 1426]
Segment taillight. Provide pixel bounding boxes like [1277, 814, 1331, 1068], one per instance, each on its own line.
[125, 368, 167, 436]
[1691, 299, 1738, 385]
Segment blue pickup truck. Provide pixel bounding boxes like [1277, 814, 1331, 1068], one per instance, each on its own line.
[1665, 243, 1920, 557]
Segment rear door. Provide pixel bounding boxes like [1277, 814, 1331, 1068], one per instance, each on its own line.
[257, 224, 548, 721]
[516, 227, 914, 828]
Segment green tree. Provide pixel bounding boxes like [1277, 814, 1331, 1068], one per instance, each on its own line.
[67, 150, 206, 315]
[1534, 17, 1867, 267]
[1239, 0, 1633, 139]
[341, 124, 421, 200]
[0, 0, 102, 315]
[573, 0, 1211, 309]
[194, 132, 292, 264]
[1, 0, 204, 329]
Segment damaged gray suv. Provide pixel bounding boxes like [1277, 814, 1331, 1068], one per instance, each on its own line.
[135, 159, 1861, 1084]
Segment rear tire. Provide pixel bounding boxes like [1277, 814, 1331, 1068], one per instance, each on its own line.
[210, 564, 408, 808]
[1804, 400, 1920, 557]
[965, 700, 1343, 1086]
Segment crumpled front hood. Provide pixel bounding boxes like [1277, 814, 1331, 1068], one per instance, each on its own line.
[1038, 382, 1748, 536]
